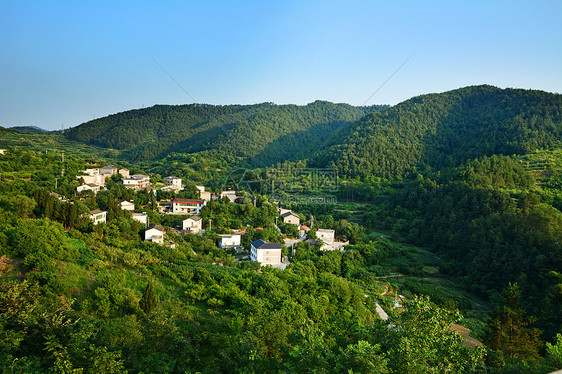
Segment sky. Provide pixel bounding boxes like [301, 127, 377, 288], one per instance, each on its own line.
[1, 0, 561, 131]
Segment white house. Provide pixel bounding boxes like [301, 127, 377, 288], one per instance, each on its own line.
[316, 229, 335, 245]
[145, 225, 165, 244]
[218, 234, 241, 249]
[119, 200, 135, 212]
[164, 176, 182, 191]
[123, 178, 142, 189]
[172, 198, 205, 215]
[80, 168, 99, 176]
[89, 210, 107, 225]
[123, 174, 150, 190]
[281, 211, 300, 226]
[220, 190, 237, 203]
[77, 174, 105, 186]
[118, 168, 130, 178]
[77, 183, 101, 194]
[250, 239, 283, 266]
[196, 185, 212, 201]
[132, 212, 148, 226]
[99, 165, 117, 177]
[0, 149, 6, 155]
[182, 215, 202, 233]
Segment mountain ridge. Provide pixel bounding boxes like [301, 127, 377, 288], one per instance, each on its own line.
[314, 85, 562, 179]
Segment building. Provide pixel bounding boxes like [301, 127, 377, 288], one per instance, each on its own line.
[77, 174, 105, 186]
[145, 225, 165, 244]
[77, 183, 101, 194]
[0, 149, 6, 155]
[182, 215, 202, 233]
[250, 239, 283, 266]
[218, 234, 241, 249]
[196, 185, 212, 201]
[89, 210, 107, 225]
[119, 200, 135, 212]
[157, 200, 172, 214]
[164, 176, 182, 191]
[316, 229, 335, 245]
[132, 212, 148, 226]
[99, 165, 118, 177]
[220, 190, 237, 203]
[123, 174, 150, 190]
[80, 168, 99, 176]
[118, 168, 130, 178]
[171, 198, 206, 215]
[281, 211, 300, 226]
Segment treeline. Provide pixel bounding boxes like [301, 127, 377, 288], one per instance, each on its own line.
[66, 101, 386, 165]
[315, 85, 562, 179]
[368, 155, 562, 340]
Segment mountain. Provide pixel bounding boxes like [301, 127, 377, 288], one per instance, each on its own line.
[315, 85, 562, 179]
[10, 125, 48, 134]
[65, 101, 387, 165]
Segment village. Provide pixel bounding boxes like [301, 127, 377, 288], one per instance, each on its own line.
[75, 165, 347, 268]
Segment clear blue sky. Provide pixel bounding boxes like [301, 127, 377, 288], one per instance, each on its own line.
[1, 0, 561, 130]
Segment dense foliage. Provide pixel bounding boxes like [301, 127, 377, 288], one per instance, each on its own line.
[368, 155, 562, 341]
[65, 101, 387, 165]
[316, 85, 562, 179]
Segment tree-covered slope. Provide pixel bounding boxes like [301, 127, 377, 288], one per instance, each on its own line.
[65, 101, 386, 165]
[316, 85, 562, 179]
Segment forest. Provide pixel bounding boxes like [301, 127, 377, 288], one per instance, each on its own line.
[315, 85, 562, 180]
[65, 101, 387, 165]
[1, 85, 562, 373]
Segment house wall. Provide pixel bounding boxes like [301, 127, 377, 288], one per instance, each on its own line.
[283, 215, 300, 225]
[172, 202, 204, 215]
[251, 244, 281, 265]
[257, 249, 282, 265]
[132, 214, 148, 226]
[145, 229, 164, 243]
[316, 229, 335, 244]
[90, 212, 106, 225]
[219, 235, 241, 248]
[120, 202, 135, 211]
[183, 219, 202, 232]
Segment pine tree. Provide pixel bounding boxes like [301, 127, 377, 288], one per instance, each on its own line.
[139, 282, 156, 315]
[485, 283, 543, 364]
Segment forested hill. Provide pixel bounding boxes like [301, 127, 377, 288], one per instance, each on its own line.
[315, 85, 562, 180]
[65, 101, 387, 165]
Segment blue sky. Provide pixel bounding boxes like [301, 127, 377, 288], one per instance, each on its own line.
[1, 0, 561, 130]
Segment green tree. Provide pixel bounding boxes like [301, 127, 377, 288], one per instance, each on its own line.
[485, 283, 543, 365]
[386, 296, 485, 373]
[139, 282, 157, 315]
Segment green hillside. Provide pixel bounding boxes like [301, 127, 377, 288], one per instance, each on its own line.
[316, 85, 562, 179]
[4, 86, 562, 372]
[66, 101, 387, 165]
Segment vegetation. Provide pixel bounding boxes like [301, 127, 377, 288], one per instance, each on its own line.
[65, 101, 387, 165]
[1, 85, 562, 373]
[316, 85, 562, 179]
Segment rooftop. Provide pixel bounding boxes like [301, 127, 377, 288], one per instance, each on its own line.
[147, 224, 165, 231]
